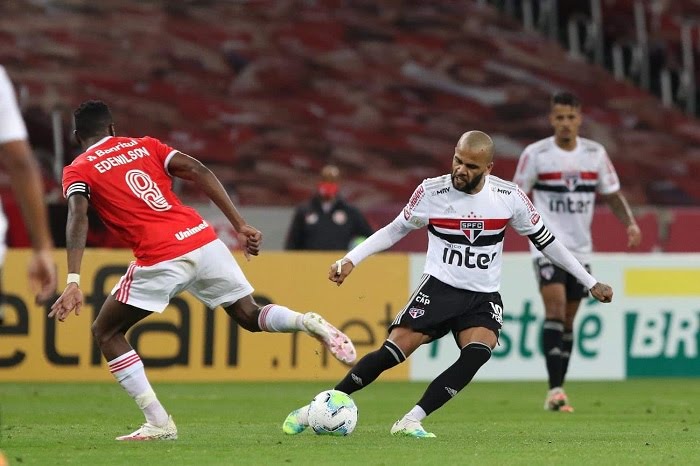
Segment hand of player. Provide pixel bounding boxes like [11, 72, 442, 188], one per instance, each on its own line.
[590, 282, 613, 303]
[627, 224, 642, 248]
[48, 283, 83, 322]
[28, 249, 57, 304]
[237, 224, 262, 260]
[329, 258, 354, 286]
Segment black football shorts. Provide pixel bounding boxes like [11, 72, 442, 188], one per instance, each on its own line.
[533, 257, 591, 300]
[389, 274, 503, 341]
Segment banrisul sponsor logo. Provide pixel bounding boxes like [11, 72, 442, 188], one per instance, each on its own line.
[625, 309, 700, 377]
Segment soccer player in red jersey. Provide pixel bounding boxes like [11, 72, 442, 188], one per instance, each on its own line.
[49, 101, 356, 441]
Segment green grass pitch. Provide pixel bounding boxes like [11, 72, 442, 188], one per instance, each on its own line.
[2, 379, 698, 465]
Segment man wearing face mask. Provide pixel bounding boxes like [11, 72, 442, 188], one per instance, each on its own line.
[285, 164, 373, 251]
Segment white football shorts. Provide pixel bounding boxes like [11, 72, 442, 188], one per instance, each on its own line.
[110, 239, 254, 312]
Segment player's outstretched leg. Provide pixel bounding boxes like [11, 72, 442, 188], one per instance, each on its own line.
[227, 299, 356, 365]
[301, 312, 356, 364]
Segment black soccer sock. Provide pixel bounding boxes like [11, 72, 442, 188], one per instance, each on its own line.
[561, 330, 574, 384]
[543, 319, 565, 389]
[334, 340, 406, 395]
[415, 342, 492, 416]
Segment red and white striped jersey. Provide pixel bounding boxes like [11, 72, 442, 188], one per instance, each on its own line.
[513, 136, 620, 262]
[400, 174, 549, 292]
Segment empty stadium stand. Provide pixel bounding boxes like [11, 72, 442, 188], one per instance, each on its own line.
[0, 0, 698, 250]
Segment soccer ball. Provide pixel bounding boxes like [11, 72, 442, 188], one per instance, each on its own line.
[307, 389, 358, 436]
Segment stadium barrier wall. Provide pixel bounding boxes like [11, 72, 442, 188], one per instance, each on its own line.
[409, 253, 700, 381]
[1, 250, 697, 381]
[0, 249, 410, 382]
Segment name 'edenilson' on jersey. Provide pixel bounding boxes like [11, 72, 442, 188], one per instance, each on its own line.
[399, 174, 553, 293]
[93, 144, 153, 173]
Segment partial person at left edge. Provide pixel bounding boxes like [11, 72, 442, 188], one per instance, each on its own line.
[0, 65, 57, 325]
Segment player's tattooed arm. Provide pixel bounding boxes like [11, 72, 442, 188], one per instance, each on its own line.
[49, 194, 88, 321]
[65, 194, 89, 274]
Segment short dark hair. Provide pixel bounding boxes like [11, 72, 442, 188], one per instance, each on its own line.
[74, 100, 113, 139]
[550, 91, 581, 108]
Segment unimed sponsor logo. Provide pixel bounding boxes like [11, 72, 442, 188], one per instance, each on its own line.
[625, 309, 700, 376]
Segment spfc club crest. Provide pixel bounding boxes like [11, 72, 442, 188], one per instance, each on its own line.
[563, 172, 579, 191]
[540, 264, 555, 280]
[460, 220, 484, 243]
[409, 307, 425, 318]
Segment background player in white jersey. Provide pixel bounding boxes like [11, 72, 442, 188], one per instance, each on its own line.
[283, 131, 614, 438]
[513, 92, 641, 413]
[0, 65, 56, 321]
[48, 101, 356, 441]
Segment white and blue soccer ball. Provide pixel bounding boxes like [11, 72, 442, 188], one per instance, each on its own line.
[307, 389, 358, 436]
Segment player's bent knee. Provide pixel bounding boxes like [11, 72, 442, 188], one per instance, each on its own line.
[91, 321, 118, 347]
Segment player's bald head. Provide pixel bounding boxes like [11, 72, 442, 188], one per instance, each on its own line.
[456, 131, 494, 163]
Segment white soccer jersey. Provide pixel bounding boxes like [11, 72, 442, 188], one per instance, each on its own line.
[0, 65, 28, 144]
[399, 174, 551, 292]
[513, 136, 620, 263]
[0, 65, 26, 254]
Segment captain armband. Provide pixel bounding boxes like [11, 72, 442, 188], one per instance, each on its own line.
[528, 225, 555, 251]
[65, 181, 90, 199]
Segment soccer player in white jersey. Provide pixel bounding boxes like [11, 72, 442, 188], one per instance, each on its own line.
[283, 130, 614, 438]
[0, 65, 56, 321]
[513, 92, 641, 413]
[49, 100, 356, 441]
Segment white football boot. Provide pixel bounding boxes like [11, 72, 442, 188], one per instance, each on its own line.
[116, 415, 178, 441]
[302, 312, 356, 364]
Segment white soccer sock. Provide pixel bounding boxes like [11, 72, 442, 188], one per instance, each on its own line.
[406, 405, 427, 421]
[257, 304, 305, 332]
[108, 350, 169, 427]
